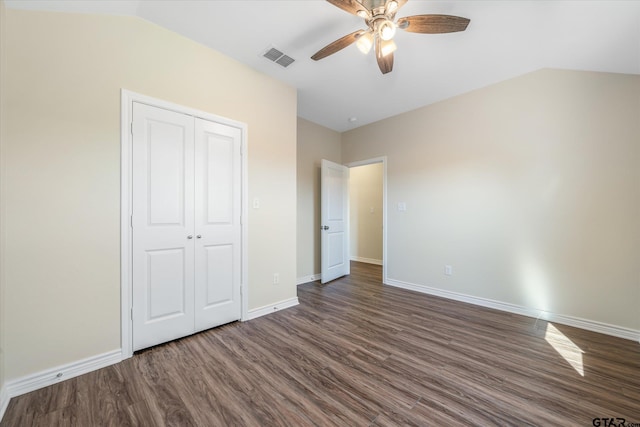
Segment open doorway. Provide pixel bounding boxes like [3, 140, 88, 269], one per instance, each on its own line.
[347, 158, 386, 279]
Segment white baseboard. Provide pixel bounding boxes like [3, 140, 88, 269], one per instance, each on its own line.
[385, 278, 640, 342]
[297, 274, 320, 285]
[246, 297, 299, 321]
[350, 256, 383, 266]
[5, 349, 122, 400]
[0, 384, 9, 423]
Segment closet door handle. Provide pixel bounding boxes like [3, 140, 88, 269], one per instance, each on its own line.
[196, 235, 202, 239]
[187, 235, 193, 239]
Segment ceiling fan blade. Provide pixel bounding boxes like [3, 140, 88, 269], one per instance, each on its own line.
[311, 30, 366, 61]
[326, 0, 368, 16]
[397, 14, 470, 34]
[375, 38, 394, 74]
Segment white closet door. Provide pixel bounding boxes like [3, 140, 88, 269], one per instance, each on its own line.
[132, 102, 195, 351]
[193, 118, 242, 331]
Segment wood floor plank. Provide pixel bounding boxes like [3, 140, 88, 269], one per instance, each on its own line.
[2, 261, 639, 426]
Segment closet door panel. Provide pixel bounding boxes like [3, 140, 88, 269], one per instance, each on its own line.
[132, 102, 195, 351]
[194, 118, 242, 331]
[203, 244, 234, 305]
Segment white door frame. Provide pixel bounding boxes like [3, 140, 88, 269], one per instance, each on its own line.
[120, 89, 249, 359]
[346, 156, 388, 284]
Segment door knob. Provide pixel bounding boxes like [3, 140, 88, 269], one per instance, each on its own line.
[187, 235, 193, 239]
[321, 226, 329, 230]
[196, 235, 202, 239]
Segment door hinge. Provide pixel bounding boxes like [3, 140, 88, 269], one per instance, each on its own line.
[240, 215, 242, 226]
[130, 122, 133, 135]
[130, 308, 133, 320]
[130, 215, 133, 228]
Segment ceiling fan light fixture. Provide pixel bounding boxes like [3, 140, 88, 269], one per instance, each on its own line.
[380, 39, 397, 57]
[378, 20, 396, 41]
[356, 31, 374, 54]
[356, 9, 369, 19]
[385, 0, 398, 14]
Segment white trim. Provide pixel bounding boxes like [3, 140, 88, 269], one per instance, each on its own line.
[385, 277, 640, 342]
[241, 127, 249, 322]
[543, 312, 639, 342]
[350, 256, 382, 266]
[120, 89, 249, 358]
[5, 350, 122, 399]
[245, 297, 299, 321]
[297, 274, 320, 285]
[0, 385, 9, 423]
[382, 159, 387, 284]
[346, 156, 387, 283]
[346, 157, 386, 168]
[120, 90, 133, 359]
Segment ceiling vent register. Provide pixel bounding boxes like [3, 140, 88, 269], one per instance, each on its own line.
[262, 47, 296, 68]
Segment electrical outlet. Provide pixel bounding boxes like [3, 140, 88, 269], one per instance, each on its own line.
[273, 273, 280, 285]
[253, 198, 260, 209]
[445, 265, 453, 276]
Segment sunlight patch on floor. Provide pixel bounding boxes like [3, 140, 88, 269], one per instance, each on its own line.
[544, 323, 585, 376]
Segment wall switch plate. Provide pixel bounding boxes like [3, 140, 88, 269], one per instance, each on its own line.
[253, 198, 260, 209]
[397, 202, 407, 211]
[445, 265, 453, 276]
[273, 273, 279, 285]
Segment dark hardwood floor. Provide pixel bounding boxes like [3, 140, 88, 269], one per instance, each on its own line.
[2, 261, 639, 426]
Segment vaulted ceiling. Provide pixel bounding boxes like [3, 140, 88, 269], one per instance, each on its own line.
[6, 1, 640, 131]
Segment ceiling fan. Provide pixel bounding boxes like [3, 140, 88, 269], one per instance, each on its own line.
[311, 0, 470, 74]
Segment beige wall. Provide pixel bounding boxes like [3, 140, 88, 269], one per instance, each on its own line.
[349, 163, 383, 263]
[343, 69, 640, 331]
[0, 0, 7, 395]
[296, 118, 341, 281]
[3, 9, 297, 381]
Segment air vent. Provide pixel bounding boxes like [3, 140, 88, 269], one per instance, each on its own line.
[275, 55, 295, 68]
[262, 47, 296, 68]
[263, 47, 284, 62]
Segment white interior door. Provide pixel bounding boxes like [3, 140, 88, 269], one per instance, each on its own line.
[321, 159, 350, 283]
[193, 118, 242, 331]
[132, 102, 195, 351]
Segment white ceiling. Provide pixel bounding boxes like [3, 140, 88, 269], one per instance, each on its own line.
[6, 0, 640, 131]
